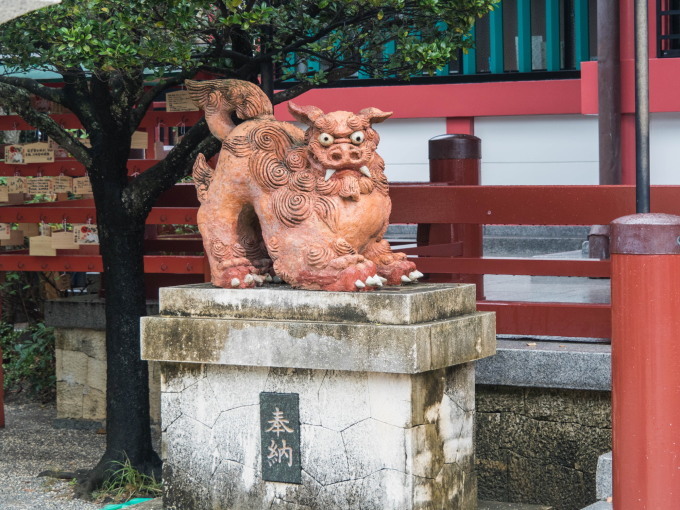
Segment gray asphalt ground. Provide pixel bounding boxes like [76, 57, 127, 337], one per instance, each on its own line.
[0, 402, 105, 510]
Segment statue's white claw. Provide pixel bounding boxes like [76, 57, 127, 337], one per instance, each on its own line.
[253, 274, 264, 284]
[265, 274, 273, 282]
[359, 165, 372, 178]
[365, 275, 377, 286]
[355, 280, 366, 289]
[372, 274, 383, 286]
[409, 270, 424, 281]
[231, 278, 240, 288]
[272, 275, 282, 283]
[378, 276, 388, 284]
[325, 169, 336, 181]
[244, 274, 254, 284]
[401, 275, 412, 284]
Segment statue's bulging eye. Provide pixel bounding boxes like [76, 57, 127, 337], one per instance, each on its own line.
[350, 131, 365, 145]
[318, 133, 334, 146]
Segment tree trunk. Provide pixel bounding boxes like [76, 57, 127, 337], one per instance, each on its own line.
[76, 142, 161, 494]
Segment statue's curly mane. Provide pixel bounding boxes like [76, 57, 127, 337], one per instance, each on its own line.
[219, 122, 389, 232]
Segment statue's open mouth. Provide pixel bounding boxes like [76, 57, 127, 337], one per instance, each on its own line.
[324, 166, 371, 181]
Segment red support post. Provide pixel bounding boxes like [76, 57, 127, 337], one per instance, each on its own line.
[417, 134, 484, 298]
[611, 213, 680, 508]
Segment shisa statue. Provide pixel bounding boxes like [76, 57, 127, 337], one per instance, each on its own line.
[186, 79, 422, 291]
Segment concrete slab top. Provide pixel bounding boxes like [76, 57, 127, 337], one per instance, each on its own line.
[141, 310, 496, 374]
[158, 282, 476, 325]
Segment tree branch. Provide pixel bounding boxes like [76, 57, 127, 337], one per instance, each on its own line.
[272, 66, 359, 105]
[129, 69, 198, 133]
[0, 82, 92, 166]
[122, 118, 219, 220]
[0, 75, 64, 104]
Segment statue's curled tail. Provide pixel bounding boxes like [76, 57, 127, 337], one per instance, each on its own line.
[185, 79, 273, 141]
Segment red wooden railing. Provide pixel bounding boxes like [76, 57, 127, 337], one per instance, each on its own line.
[3, 182, 680, 340]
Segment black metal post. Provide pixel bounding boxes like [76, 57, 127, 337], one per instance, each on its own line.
[635, 0, 650, 213]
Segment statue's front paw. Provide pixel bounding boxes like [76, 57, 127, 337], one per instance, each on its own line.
[320, 260, 380, 292]
[212, 264, 265, 289]
[377, 259, 422, 286]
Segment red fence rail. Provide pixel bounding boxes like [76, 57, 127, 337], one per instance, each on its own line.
[3, 183, 680, 339]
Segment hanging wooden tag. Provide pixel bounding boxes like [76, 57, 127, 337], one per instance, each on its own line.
[73, 176, 93, 195]
[6, 176, 27, 194]
[0, 223, 11, 240]
[131, 131, 149, 149]
[29, 235, 57, 256]
[0, 229, 24, 246]
[166, 90, 199, 112]
[48, 138, 71, 159]
[27, 177, 55, 195]
[73, 223, 99, 245]
[51, 230, 79, 249]
[18, 223, 40, 238]
[23, 142, 55, 164]
[53, 176, 73, 194]
[5, 145, 25, 164]
[0, 185, 8, 202]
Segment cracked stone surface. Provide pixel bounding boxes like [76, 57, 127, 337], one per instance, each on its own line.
[160, 363, 477, 509]
[145, 283, 493, 509]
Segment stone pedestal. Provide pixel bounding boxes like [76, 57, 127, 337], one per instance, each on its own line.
[141, 283, 495, 510]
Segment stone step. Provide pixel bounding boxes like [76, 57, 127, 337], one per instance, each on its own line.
[478, 501, 553, 510]
[581, 502, 612, 510]
[596, 451, 612, 500]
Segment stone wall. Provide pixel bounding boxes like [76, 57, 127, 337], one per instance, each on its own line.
[46, 296, 160, 433]
[54, 327, 161, 432]
[475, 385, 612, 510]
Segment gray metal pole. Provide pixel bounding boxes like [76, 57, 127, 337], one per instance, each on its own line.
[634, 0, 650, 213]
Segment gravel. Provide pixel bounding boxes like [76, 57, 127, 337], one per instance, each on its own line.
[0, 402, 105, 510]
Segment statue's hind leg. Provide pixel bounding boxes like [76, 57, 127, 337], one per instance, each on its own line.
[198, 197, 269, 288]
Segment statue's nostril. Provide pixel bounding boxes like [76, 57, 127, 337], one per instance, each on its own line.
[331, 152, 342, 161]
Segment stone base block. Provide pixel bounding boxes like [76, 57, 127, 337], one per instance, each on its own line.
[142, 283, 496, 510]
[161, 362, 476, 510]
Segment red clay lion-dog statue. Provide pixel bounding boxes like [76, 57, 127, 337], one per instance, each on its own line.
[186, 79, 422, 291]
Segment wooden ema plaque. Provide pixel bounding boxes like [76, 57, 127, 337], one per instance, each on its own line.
[23, 142, 55, 164]
[27, 177, 54, 195]
[73, 177, 93, 195]
[0, 186, 8, 202]
[0, 229, 24, 246]
[73, 224, 99, 245]
[0, 223, 11, 240]
[51, 231, 79, 250]
[18, 223, 40, 238]
[29, 235, 57, 256]
[6, 176, 27, 194]
[166, 90, 199, 112]
[132, 131, 149, 150]
[53, 176, 73, 194]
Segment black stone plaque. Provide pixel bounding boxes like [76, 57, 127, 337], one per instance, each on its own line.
[260, 392, 301, 484]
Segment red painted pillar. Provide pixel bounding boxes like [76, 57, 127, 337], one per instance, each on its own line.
[611, 213, 680, 508]
[418, 134, 484, 299]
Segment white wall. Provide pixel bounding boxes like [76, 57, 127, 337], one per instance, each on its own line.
[651, 113, 680, 184]
[368, 113, 680, 185]
[475, 115, 599, 185]
[374, 117, 446, 182]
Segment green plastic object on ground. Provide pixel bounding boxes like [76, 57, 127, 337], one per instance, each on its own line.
[101, 498, 153, 510]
